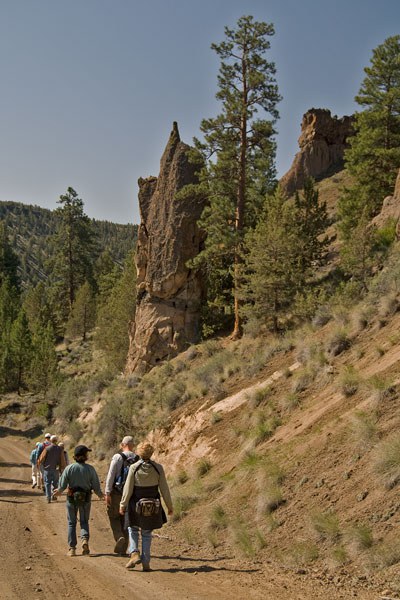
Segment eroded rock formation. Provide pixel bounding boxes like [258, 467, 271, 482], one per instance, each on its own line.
[125, 122, 206, 374]
[371, 167, 400, 237]
[280, 108, 354, 197]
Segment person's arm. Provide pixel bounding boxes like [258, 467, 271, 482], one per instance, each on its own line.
[37, 447, 47, 467]
[90, 467, 104, 499]
[53, 466, 69, 496]
[158, 465, 173, 514]
[119, 464, 135, 513]
[104, 454, 122, 505]
[59, 448, 66, 472]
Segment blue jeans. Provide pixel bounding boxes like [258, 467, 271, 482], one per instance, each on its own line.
[128, 526, 152, 564]
[66, 500, 91, 549]
[43, 468, 59, 500]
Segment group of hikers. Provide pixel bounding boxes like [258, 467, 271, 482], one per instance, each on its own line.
[29, 433, 173, 572]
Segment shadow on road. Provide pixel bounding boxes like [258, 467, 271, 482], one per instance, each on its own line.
[0, 425, 43, 439]
[153, 554, 233, 563]
[0, 462, 30, 468]
[0, 488, 41, 498]
[0, 477, 30, 484]
[152, 565, 259, 574]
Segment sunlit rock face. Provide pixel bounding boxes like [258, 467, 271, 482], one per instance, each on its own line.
[280, 108, 354, 197]
[126, 122, 206, 375]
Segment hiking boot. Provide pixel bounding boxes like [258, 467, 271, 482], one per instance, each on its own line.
[125, 551, 141, 569]
[32, 482, 36, 489]
[142, 563, 151, 572]
[47, 498, 51, 503]
[114, 536, 127, 554]
[67, 547, 76, 557]
[81, 540, 90, 555]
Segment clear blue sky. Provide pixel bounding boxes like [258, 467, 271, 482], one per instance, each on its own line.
[0, 0, 399, 224]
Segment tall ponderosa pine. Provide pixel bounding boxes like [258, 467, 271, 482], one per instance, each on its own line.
[241, 187, 303, 332]
[339, 35, 400, 238]
[194, 15, 281, 338]
[48, 187, 98, 327]
[28, 323, 59, 396]
[9, 308, 32, 394]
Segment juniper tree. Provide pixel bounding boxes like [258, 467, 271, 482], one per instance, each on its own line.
[193, 15, 281, 338]
[339, 35, 400, 239]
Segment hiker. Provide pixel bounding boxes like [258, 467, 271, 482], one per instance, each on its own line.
[59, 442, 70, 465]
[30, 442, 42, 489]
[37, 432, 52, 492]
[119, 441, 173, 572]
[104, 435, 138, 554]
[38, 434, 66, 503]
[53, 444, 104, 557]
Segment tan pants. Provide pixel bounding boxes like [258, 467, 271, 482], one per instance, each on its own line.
[31, 464, 42, 488]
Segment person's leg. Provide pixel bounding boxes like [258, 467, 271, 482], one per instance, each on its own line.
[66, 501, 78, 551]
[107, 490, 128, 553]
[43, 470, 51, 501]
[125, 526, 141, 568]
[31, 465, 37, 487]
[79, 501, 91, 543]
[141, 529, 152, 569]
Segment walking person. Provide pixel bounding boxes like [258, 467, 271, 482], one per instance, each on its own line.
[53, 445, 104, 556]
[59, 442, 70, 465]
[104, 435, 138, 554]
[38, 435, 66, 503]
[119, 441, 173, 572]
[37, 433, 52, 492]
[30, 442, 42, 489]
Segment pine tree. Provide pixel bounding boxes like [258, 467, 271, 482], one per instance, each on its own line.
[28, 323, 59, 396]
[9, 308, 33, 394]
[241, 187, 302, 332]
[48, 187, 98, 328]
[193, 15, 281, 338]
[0, 220, 20, 290]
[65, 281, 96, 341]
[339, 35, 400, 238]
[294, 178, 329, 284]
[0, 279, 21, 392]
[95, 251, 137, 371]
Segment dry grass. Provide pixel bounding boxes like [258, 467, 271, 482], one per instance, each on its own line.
[373, 432, 400, 489]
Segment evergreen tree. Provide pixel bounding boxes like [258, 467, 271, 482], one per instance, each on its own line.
[95, 251, 137, 371]
[28, 322, 59, 396]
[193, 15, 281, 338]
[340, 206, 377, 290]
[241, 187, 302, 332]
[294, 178, 329, 283]
[65, 281, 97, 341]
[9, 308, 32, 394]
[23, 282, 54, 331]
[0, 220, 20, 290]
[339, 35, 400, 238]
[48, 187, 98, 328]
[0, 279, 20, 392]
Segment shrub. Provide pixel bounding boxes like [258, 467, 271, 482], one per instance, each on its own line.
[210, 411, 223, 424]
[339, 366, 362, 397]
[230, 520, 255, 557]
[196, 458, 212, 477]
[326, 328, 351, 357]
[349, 410, 378, 454]
[310, 510, 341, 541]
[172, 495, 199, 521]
[345, 523, 374, 554]
[373, 433, 400, 489]
[176, 470, 189, 485]
[367, 374, 396, 402]
[209, 505, 228, 530]
[284, 540, 319, 566]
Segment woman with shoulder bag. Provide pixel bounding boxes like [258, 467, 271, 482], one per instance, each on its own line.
[119, 441, 173, 571]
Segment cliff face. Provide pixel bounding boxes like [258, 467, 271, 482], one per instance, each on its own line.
[125, 123, 206, 375]
[280, 109, 354, 197]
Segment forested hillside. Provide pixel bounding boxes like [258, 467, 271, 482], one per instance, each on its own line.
[0, 200, 137, 288]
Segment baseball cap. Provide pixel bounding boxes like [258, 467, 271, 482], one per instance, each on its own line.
[44, 433, 51, 439]
[74, 445, 92, 458]
[121, 436, 134, 445]
[50, 435, 58, 442]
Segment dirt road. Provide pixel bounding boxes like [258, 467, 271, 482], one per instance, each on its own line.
[0, 430, 381, 600]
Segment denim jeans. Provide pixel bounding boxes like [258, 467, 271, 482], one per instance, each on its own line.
[66, 499, 91, 548]
[43, 468, 59, 500]
[128, 526, 152, 564]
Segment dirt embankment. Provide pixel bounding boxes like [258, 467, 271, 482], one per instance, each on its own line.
[0, 429, 383, 600]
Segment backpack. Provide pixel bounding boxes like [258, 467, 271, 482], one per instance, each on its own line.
[113, 452, 139, 493]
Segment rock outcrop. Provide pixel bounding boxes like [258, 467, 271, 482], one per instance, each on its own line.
[280, 109, 354, 197]
[125, 122, 206, 375]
